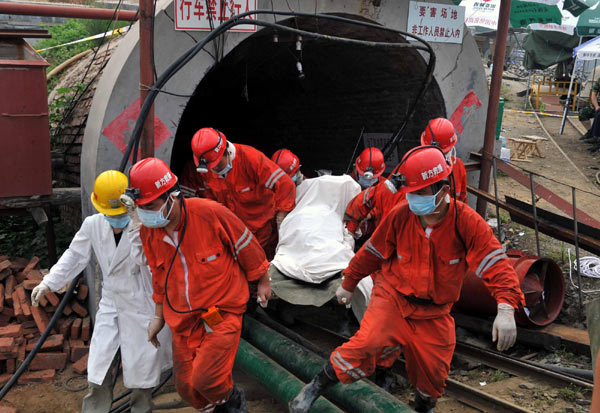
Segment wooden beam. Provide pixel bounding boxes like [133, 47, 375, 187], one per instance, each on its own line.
[0, 188, 80, 210]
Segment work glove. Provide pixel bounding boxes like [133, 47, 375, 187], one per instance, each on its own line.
[492, 303, 517, 352]
[148, 317, 165, 348]
[256, 272, 272, 308]
[31, 282, 50, 307]
[336, 285, 353, 305]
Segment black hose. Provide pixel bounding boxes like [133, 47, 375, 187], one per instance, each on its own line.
[109, 369, 173, 413]
[119, 9, 435, 172]
[0, 273, 83, 400]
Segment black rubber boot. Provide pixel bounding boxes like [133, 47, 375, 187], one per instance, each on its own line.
[580, 130, 592, 140]
[413, 390, 436, 413]
[288, 361, 338, 413]
[215, 385, 247, 413]
[374, 365, 394, 393]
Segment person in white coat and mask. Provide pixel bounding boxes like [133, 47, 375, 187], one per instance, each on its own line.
[31, 170, 172, 413]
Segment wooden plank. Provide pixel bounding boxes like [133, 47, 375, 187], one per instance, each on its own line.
[0, 188, 80, 210]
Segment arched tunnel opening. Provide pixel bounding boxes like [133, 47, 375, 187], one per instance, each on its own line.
[171, 15, 446, 178]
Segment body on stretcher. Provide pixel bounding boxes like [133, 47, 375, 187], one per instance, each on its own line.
[269, 175, 375, 322]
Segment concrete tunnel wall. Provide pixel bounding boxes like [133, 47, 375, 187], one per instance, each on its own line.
[82, 0, 490, 219]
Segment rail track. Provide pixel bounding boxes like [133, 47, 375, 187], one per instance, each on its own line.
[261, 312, 593, 413]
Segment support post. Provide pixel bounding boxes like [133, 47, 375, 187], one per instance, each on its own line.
[529, 172, 541, 256]
[572, 187, 584, 310]
[139, 0, 154, 159]
[492, 157, 502, 241]
[476, 0, 512, 217]
[560, 37, 582, 135]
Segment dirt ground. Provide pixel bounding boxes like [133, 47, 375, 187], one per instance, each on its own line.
[5, 72, 600, 413]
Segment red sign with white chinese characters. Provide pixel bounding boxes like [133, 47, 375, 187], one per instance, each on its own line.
[174, 0, 257, 32]
[407, 1, 465, 44]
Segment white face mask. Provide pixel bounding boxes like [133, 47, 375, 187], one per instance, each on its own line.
[445, 147, 457, 167]
[137, 193, 178, 228]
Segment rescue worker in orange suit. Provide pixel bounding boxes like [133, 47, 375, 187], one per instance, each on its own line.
[420, 117, 468, 204]
[180, 128, 296, 259]
[344, 147, 387, 239]
[351, 147, 386, 190]
[344, 118, 467, 240]
[290, 146, 524, 413]
[271, 148, 304, 186]
[127, 158, 271, 413]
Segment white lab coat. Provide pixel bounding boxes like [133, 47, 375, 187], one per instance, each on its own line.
[43, 214, 172, 388]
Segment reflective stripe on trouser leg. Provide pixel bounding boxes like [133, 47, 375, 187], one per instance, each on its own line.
[402, 313, 455, 398]
[329, 283, 407, 384]
[376, 345, 402, 368]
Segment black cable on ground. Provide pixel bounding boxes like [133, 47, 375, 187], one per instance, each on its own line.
[108, 369, 173, 413]
[0, 273, 83, 400]
[119, 9, 435, 171]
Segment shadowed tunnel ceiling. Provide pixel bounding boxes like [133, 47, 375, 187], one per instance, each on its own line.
[171, 14, 446, 177]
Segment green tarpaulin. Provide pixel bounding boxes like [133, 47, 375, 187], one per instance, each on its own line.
[522, 30, 581, 69]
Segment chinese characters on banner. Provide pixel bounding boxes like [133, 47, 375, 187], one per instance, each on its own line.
[461, 0, 499, 32]
[174, 0, 257, 32]
[407, 1, 465, 44]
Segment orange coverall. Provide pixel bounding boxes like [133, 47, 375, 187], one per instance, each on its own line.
[141, 198, 269, 411]
[180, 143, 296, 252]
[345, 157, 468, 235]
[344, 180, 405, 236]
[452, 157, 468, 204]
[332, 201, 524, 398]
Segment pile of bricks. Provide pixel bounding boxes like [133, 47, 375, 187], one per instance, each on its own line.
[0, 255, 91, 386]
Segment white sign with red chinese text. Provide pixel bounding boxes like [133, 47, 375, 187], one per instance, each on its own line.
[407, 1, 465, 44]
[174, 0, 257, 32]
[461, 0, 499, 31]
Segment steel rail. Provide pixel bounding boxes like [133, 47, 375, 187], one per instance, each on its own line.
[293, 317, 587, 412]
[454, 342, 593, 390]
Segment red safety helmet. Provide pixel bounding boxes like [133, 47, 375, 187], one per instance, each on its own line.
[355, 147, 385, 178]
[129, 158, 178, 205]
[271, 149, 300, 177]
[398, 146, 452, 193]
[420, 118, 458, 153]
[191, 128, 227, 172]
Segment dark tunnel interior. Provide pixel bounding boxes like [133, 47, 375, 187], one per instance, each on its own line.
[171, 14, 446, 178]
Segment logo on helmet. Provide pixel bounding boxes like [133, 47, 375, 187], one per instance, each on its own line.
[420, 163, 444, 181]
[154, 172, 173, 189]
[213, 139, 223, 153]
[288, 159, 297, 171]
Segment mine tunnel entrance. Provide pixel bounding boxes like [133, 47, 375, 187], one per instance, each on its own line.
[171, 15, 446, 178]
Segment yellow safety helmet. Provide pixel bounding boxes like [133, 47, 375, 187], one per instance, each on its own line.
[90, 170, 128, 215]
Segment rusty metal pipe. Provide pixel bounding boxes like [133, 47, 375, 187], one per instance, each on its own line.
[0, 2, 138, 21]
[476, 0, 512, 217]
[456, 250, 565, 327]
[139, 0, 154, 159]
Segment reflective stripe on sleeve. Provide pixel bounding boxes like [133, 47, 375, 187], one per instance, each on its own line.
[235, 232, 254, 256]
[362, 186, 373, 206]
[475, 248, 507, 278]
[265, 168, 285, 189]
[365, 240, 385, 260]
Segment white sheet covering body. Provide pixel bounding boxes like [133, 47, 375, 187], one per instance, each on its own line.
[272, 175, 360, 283]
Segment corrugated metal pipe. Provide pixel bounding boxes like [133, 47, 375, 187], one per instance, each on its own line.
[235, 339, 342, 412]
[242, 315, 414, 413]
